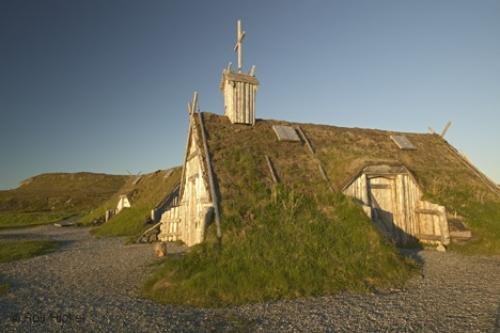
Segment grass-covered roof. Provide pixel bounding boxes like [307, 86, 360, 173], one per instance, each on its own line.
[201, 112, 498, 203]
[199, 112, 500, 255]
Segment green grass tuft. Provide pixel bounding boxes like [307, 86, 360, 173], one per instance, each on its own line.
[447, 200, 500, 255]
[143, 187, 416, 307]
[91, 207, 150, 240]
[0, 240, 60, 263]
[0, 211, 73, 229]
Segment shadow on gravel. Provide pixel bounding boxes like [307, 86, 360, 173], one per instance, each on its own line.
[203, 312, 261, 332]
[495, 303, 500, 333]
[0, 300, 22, 327]
[0, 274, 23, 326]
[0, 233, 53, 241]
[49, 240, 75, 252]
[398, 248, 425, 266]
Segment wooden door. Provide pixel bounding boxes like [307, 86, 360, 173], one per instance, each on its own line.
[368, 176, 396, 233]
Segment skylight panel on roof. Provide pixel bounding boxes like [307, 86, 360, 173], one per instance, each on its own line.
[390, 135, 416, 150]
[272, 125, 301, 142]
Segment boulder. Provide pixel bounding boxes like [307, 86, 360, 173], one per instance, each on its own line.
[436, 243, 446, 252]
[154, 242, 168, 257]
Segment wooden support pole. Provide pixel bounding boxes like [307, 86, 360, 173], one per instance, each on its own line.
[197, 112, 222, 240]
[265, 155, 279, 184]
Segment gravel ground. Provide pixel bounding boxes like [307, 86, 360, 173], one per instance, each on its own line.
[0, 225, 499, 332]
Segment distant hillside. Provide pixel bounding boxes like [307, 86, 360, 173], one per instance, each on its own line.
[0, 172, 130, 229]
[0, 172, 130, 213]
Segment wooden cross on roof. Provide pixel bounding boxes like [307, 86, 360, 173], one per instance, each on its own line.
[233, 20, 246, 72]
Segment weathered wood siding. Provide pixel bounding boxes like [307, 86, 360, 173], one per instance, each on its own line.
[221, 71, 258, 125]
[344, 166, 450, 245]
[159, 205, 184, 241]
[158, 122, 213, 246]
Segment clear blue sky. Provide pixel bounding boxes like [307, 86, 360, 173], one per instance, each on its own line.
[1, 0, 499, 189]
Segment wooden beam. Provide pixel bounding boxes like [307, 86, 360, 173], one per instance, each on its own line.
[186, 150, 201, 162]
[197, 112, 222, 240]
[136, 221, 162, 243]
[265, 155, 279, 184]
[178, 93, 199, 200]
[295, 126, 315, 154]
[296, 125, 335, 191]
[415, 208, 442, 215]
[190, 91, 198, 114]
[249, 65, 256, 76]
[441, 121, 452, 138]
[318, 164, 334, 192]
[178, 116, 193, 200]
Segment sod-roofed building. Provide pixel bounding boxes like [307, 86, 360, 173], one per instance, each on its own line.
[159, 111, 499, 247]
[158, 20, 499, 248]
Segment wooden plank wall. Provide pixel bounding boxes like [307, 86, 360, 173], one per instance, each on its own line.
[344, 170, 450, 245]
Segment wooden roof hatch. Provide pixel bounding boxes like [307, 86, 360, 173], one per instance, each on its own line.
[272, 125, 301, 142]
[390, 135, 416, 150]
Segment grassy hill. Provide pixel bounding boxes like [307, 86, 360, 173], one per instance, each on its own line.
[82, 167, 181, 241]
[0, 173, 130, 228]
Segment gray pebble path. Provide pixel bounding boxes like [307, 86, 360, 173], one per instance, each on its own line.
[0, 225, 499, 332]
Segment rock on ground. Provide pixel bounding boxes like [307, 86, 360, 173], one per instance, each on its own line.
[0, 225, 499, 332]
